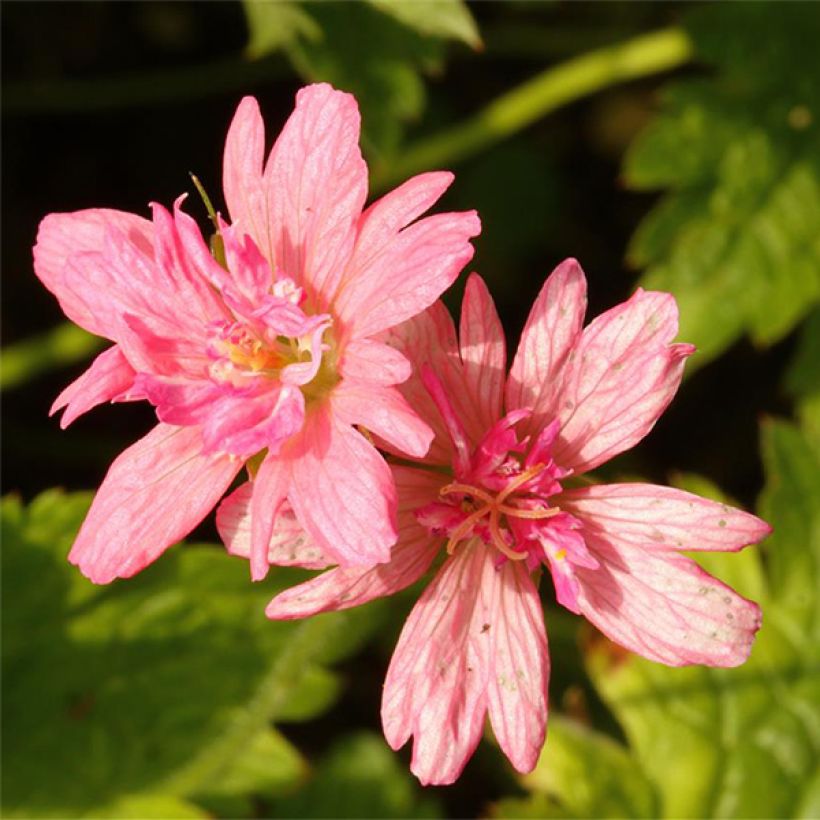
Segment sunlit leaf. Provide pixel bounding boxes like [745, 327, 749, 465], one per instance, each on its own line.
[626, 5, 820, 368]
[1, 491, 385, 818]
[365, 0, 481, 49]
[242, 0, 320, 60]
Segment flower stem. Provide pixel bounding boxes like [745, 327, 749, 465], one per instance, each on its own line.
[371, 27, 692, 192]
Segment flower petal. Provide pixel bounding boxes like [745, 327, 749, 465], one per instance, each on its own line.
[287, 406, 396, 567]
[575, 531, 762, 667]
[339, 339, 412, 386]
[262, 84, 368, 307]
[249, 453, 290, 581]
[335, 209, 480, 339]
[69, 424, 242, 584]
[266, 465, 442, 618]
[381, 539, 494, 786]
[33, 209, 153, 337]
[553, 289, 694, 474]
[506, 258, 587, 436]
[222, 96, 268, 257]
[216, 482, 331, 569]
[486, 559, 550, 775]
[333, 382, 433, 459]
[459, 273, 506, 434]
[560, 483, 772, 552]
[50, 345, 136, 428]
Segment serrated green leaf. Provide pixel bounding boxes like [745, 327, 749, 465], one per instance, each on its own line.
[1, 491, 385, 817]
[522, 715, 658, 818]
[270, 731, 442, 818]
[584, 418, 820, 818]
[626, 5, 820, 368]
[365, 0, 481, 49]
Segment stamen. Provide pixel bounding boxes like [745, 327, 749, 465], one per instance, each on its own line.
[495, 502, 561, 520]
[444, 505, 490, 555]
[439, 482, 496, 507]
[496, 463, 547, 504]
[488, 509, 528, 561]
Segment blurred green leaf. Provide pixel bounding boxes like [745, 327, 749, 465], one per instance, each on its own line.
[520, 715, 658, 818]
[582, 418, 820, 818]
[490, 793, 567, 819]
[243, 0, 320, 60]
[626, 5, 820, 369]
[365, 0, 481, 49]
[1, 491, 385, 818]
[785, 309, 820, 452]
[271, 731, 442, 818]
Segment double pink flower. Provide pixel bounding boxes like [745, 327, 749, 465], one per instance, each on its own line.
[265, 262, 771, 785]
[33, 84, 480, 582]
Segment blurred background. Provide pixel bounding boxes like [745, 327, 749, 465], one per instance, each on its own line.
[3, 2, 819, 818]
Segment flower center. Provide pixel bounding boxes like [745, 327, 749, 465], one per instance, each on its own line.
[433, 463, 562, 561]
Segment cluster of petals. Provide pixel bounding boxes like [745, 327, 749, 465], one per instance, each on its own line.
[264, 260, 772, 785]
[33, 83, 480, 582]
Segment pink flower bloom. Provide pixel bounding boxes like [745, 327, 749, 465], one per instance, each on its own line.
[264, 261, 771, 785]
[33, 84, 480, 583]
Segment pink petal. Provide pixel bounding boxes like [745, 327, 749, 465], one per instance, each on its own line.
[383, 301, 473, 466]
[287, 405, 396, 567]
[262, 84, 368, 307]
[249, 453, 290, 581]
[553, 289, 695, 475]
[339, 339, 412, 386]
[575, 531, 762, 667]
[486, 559, 550, 775]
[560, 483, 772, 552]
[266, 465, 442, 618]
[33, 209, 153, 338]
[335, 209, 480, 339]
[381, 539, 493, 786]
[216, 482, 331, 569]
[69, 424, 242, 584]
[332, 382, 433, 459]
[506, 258, 587, 437]
[459, 273, 506, 435]
[50, 345, 136, 428]
[222, 96, 268, 258]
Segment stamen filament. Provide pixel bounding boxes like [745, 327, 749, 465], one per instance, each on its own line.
[496, 463, 547, 504]
[444, 505, 491, 555]
[495, 502, 561, 520]
[440, 482, 497, 506]
[488, 509, 528, 561]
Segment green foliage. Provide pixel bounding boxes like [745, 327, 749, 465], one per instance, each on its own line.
[785, 309, 820, 452]
[271, 732, 442, 818]
[626, 5, 820, 368]
[1, 491, 385, 818]
[241, 0, 477, 155]
[580, 419, 820, 819]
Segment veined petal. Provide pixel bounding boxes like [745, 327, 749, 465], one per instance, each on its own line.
[50, 346, 136, 428]
[506, 258, 587, 437]
[216, 482, 330, 569]
[223, 96, 268, 259]
[335, 209, 480, 339]
[382, 539, 494, 786]
[575, 532, 762, 667]
[486, 559, 550, 775]
[33, 209, 153, 338]
[263, 84, 368, 307]
[339, 339, 412, 386]
[553, 289, 694, 475]
[560, 483, 772, 552]
[333, 382, 433, 459]
[459, 273, 506, 435]
[287, 406, 396, 567]
[266, 465, 441, 618]
[249, 454, 290, 581]
[69, 424, 241, 584]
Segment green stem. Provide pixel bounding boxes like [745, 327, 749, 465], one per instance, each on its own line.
[371, 27, 692, 192]
[1, 324, 104, 390]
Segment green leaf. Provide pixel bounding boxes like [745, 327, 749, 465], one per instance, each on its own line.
[242, 0, 320, 60]
[626, 5, 820, 368]
[521, 715, 658, 818]
[785, 309, 820, 453]
[584, 419, 820, 818]
[271, 731, 442, 818]
[365, 0, 481, 49]
[1, 491, 385, 818]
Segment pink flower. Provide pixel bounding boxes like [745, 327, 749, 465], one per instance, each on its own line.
[33, 84, 480, 583]
[264, 260, 771, 785]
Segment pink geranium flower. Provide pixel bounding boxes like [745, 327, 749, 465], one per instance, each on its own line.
[264, 260, 771, 785]
[33, 83, 480, 583]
